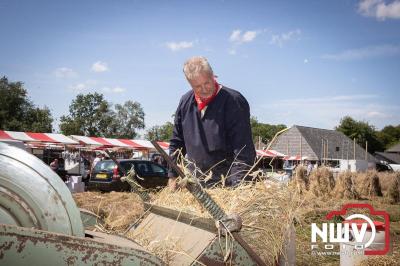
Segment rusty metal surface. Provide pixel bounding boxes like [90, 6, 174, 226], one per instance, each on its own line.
[195, 236, 259, 266]
[0, 224, 164, 266]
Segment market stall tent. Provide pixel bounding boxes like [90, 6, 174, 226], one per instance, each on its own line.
[0, 130, 78, 145]
[69, 135, 169, 150]
[256, 149, 286, 158]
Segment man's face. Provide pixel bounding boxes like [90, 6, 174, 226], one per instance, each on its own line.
[188, 72, 215, 100]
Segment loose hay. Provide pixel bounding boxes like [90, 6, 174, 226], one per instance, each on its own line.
[332, 171, 360, 200]
[72, 166, 400, 265]
[73, 191, 144, 232]
[128, 182, 301, 265]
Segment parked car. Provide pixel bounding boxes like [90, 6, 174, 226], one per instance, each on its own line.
[88, 159, 168, 192]
[375, 161, 394, 172]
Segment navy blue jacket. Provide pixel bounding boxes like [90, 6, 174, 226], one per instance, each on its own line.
[169, 86, 256, 186]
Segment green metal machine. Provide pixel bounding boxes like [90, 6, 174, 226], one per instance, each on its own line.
[0, 142, 163, 265]
[0, 142, 295, 265]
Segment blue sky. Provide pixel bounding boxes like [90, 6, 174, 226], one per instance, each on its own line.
[1, 0, 399, 135]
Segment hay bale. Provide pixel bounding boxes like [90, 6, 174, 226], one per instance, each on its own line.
[73, 191, 144, 232]
[130, 182, 301, 265]
[332, 171, 360, 200]
[378, 172, 397, 192]
[308, 167, 335, 197]
[387, 178, 400, 203]
[354, 171, 383, 198]
[379, 172, 400, 203]
[294, 166, 308, 194]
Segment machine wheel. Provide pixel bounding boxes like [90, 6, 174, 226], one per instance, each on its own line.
[0, 142, 84, 236]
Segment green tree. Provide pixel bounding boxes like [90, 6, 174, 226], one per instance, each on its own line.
[250, 116, 286, 147]
[60, 93, 146, 138]
[27, 107, 53, 132]
[107, 100, 145, 139]
[59, 93, 113, 136]
[377, 125, 400, 149]
[335, 116, 384, 153]
[145, 122, 174, 141]
[0, 76, 53, 132]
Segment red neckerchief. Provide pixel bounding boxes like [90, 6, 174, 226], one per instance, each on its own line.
[194, 80, 219, 111]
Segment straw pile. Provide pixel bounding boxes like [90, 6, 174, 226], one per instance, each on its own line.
[294, 166, 308, 194]
[73, 191, 144, 232]
[128, 181, 301, 265]
[378, 172, 400, 203]
[292, 166, 336, 198]
[332, 171, 360, 200]
[308, 167, 335, 198]
[354, 170, 383, 198]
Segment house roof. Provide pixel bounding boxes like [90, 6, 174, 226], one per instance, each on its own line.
[374, 152, 400, 164]
[386, 143, 400, 153]
[269, 125, 376, 161]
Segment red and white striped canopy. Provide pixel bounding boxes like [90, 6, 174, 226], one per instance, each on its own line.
[283, 155, 308, 161]
[256, 149, 286, 158]
[0, 130, 78, 144]
[70, 135, 169, 150]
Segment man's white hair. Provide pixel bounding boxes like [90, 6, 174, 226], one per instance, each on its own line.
[183, 56, 214, 80]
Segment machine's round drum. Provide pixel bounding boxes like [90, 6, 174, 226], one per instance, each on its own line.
[0, 142, 84, 236]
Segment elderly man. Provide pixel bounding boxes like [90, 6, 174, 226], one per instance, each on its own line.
[169, 56, 256, 188]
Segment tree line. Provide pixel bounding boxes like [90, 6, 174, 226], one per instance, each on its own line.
[0, 76, 399, 153]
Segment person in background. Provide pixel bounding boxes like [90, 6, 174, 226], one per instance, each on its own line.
[168, 56, 256, 189]
[306, 160, 313, 176]
[91, 153, 102, 172]
[50, 158, 59, 171]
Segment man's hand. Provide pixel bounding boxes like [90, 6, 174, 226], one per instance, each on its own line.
[168, 177, 178, 191]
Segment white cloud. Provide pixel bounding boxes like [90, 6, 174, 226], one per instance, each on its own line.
[102, 86, 126, 93]
[91, 61, 109, 72]
[358, 0, 400, 20]
[321, 44, 400, 61]
[366, 111, 391, 118]
[304, 58, 309, 64]
[54, 67, 78, 78]
[68, 80, 97, 92]
[166, 41, 194, 52]
[243, 31, 257, 42]
[229, 30, 259, 44]
[269, 29, 301, 47]
[229, 30, 242, 42]
[228, 48, 237, 55]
